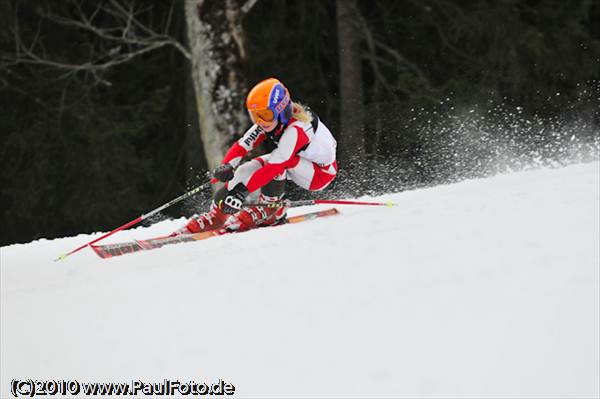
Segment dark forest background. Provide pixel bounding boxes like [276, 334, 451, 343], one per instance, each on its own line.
[1, 0, 599, 245]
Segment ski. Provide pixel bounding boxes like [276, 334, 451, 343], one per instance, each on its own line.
[91, 208, 339, 259]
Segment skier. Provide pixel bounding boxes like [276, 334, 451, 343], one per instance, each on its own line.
[178, 77, 338, 234]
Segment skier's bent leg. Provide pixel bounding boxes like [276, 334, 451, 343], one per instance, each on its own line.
[226, 176, 287, 232]
[286, 157, 337, 191]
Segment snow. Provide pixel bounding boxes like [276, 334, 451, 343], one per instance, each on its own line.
[1, 162, 599, 398]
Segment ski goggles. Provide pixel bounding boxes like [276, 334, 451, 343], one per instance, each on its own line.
[248, 108, 275, 124]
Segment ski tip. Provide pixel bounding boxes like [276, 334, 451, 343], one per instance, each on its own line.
[53, 254, 67, 262]
[386, 202, 398, 207]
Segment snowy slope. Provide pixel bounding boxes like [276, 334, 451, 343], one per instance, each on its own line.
[1, 162, 599, 398]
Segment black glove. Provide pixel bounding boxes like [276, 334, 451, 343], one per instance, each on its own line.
[213, 163, 235, 182]
[220, 183, 249, 214]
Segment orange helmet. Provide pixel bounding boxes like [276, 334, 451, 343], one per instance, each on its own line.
[246, 78, 292, 125]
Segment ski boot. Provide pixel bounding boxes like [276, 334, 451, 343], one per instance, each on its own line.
[176, 202, 230, 235]
[224, 194, 287, 232]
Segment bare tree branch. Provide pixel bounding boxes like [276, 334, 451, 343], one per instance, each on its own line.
[360, 23, 402, 101]
[403, 0, 478, 63]
[241, 0, 260, 15]
[2, 0, 190, 85]
[372, 39, 433, 91]
[357, 11, 435, 102]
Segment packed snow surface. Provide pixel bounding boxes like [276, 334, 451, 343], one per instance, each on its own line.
[2, 162, 599, 397]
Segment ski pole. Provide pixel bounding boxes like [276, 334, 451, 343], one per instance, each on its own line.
[245, 199, 398, 208]
[54, 181, 211, 262]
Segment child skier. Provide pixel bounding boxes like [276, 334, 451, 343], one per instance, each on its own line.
[179, 77, 338, 234]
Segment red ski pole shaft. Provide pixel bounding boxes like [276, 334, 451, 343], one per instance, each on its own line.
[313, 199, 397, 207]
[54, 181, 210, 261]
[54, 217, 142, 262]
[245, 199, 398, 208]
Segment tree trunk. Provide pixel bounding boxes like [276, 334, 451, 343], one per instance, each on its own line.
[184, 0, 248, 172]
[336, 0, 365, 161]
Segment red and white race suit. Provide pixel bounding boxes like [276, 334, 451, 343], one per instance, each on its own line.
[222, 116, 338, 193]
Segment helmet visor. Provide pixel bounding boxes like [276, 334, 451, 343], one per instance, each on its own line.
[248, 108, 275, 124]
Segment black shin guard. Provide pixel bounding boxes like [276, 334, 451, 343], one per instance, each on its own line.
[261, 179, 285, 198]
[213, 186, 228, 204]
